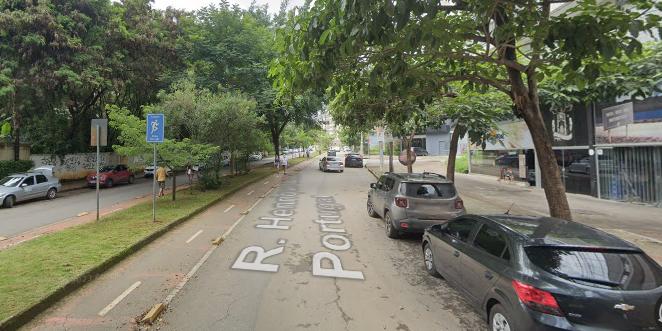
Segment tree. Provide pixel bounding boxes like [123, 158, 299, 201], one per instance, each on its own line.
[426, 90, 512, 181]
[274, 0, 661, 220]
[107, 106, 218, 200]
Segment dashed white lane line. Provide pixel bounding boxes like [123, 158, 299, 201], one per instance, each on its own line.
[223, 205, 235, 213]
[98, 281, 142, 316]
[247, 190, 255, 196]
[185, 230, 204, 244]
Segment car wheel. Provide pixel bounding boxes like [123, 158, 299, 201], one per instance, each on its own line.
[128, 175, 135, 184]
[423, 243, 441, 278]
[384, 212, 399, 238]
[366, 198, 378, 218]
[46, 188, 57, 200]
[489, 304, 514, 331]
[2, 195, 15, 208]
[106, 179, 113, 188]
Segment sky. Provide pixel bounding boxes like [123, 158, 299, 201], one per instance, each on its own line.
[152, 0, 304, 13]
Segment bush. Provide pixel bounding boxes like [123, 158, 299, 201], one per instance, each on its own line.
[0, 160, 34, 179]
[454, 155, 468, 173]
[197, 172, 222, 190]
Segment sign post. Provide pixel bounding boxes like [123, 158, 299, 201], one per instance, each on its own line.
[146, 114, 165, 222]
[90, 119, 108, 221]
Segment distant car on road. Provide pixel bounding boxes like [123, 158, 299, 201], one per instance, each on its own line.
[248, 152, 263, 161]
[327, 150, 337, 156]
[367, 172, 464, 238]
[0, 172, 61, 208]
[412, 147, 429, 156]
[422, 214, 662, 331]
[87, 164, 135, 188]
[344, 153, 363, 168]
[319, 156, 344, 172]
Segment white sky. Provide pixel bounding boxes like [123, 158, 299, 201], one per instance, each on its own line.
[152, 0, 304, 13]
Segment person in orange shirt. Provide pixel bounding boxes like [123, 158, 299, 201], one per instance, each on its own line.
[156, 165, 167, 197]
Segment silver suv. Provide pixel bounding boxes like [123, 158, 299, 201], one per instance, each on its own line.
[367, 172, 466, 238]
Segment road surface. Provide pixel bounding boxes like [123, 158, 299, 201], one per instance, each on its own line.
[24, 159, 486, 331]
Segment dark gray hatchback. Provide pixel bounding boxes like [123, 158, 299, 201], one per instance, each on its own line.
[421, 215, 662, 331]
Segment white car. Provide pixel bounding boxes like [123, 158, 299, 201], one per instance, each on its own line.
[319, 156, 344, 172]
[144, 165, 172, 178]
[249, 152, 263, 161]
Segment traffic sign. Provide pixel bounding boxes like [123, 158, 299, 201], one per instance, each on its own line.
[146, 114, 165, 143]
[90, 119, 108, 146]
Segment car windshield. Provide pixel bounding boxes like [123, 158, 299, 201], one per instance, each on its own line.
[99, 166, 115, 172]
[525, 246, 662, 290]
[0, 176, 23, 187]
[401, 182, 456, 198]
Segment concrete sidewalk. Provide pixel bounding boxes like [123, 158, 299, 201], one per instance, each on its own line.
[365, 156, 662, 263]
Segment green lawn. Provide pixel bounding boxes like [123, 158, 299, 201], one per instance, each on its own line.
[0, 160, 306, 323]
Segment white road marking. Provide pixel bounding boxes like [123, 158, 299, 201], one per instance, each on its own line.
[98, 281, 142, 316]
[185, 230, 203, 244]
[223, 205, 235, 213]
[247, 190, 255, 196]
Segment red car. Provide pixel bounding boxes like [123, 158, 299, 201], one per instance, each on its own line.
[87, 164, 135, 188]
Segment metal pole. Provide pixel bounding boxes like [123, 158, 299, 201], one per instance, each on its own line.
[152, 144, 156, 222]
[96, 125, 100, 221]
[595, 149, 601, 199]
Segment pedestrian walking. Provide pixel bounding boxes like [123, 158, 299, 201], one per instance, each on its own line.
[281, 153, 288, 174]
[186, 164, 194, 186]
[156, 165, 167, 197]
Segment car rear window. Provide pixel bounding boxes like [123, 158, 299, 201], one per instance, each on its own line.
[401, 183, 456, 198]
[525, 247, 662, 290]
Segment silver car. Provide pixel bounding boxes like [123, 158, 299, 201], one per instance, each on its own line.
[0, 172, 61, 208]
[319, 156, 344, 172]
[367, 172, 466, 238]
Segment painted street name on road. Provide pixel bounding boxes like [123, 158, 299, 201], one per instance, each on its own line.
[230, 186, 364, 280]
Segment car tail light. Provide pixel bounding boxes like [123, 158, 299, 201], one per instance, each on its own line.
[394, 197, 408, 208]
[511, 280, 563, 316]
[400, 222, 409, 229]
[454, 198, 464, 209]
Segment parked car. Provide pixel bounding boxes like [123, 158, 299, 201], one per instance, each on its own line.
[319, 156, 344, 172]
[249, 152, 263, 161]
[0, 172, 61, 208]
[344, 153, 363, 168]
[87, 164, 135, 188]
[567, 156, 592, 175]
[327, 150, 337, 156]
[412, 147, 429, 156]
[144, 165, 173, 178]
[367, 172, 464, 238]
[422, 214, 662, 331]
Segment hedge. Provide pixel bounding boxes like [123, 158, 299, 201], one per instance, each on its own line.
[0, 160, 34, 179]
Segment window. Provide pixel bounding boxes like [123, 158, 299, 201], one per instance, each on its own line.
[21, 176, 35, 186]
[474, 226, 509, 260]
[445, 218, 478, 242]
[402, 183, 456, 198]
[383, 177, 395, 191]
[526, 247, 662, 290]
[36, 175, 48, 183]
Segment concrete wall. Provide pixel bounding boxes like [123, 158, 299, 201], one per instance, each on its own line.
[0, 143, 30, 161]
[30, 153, 131, 180]
[425, 125, 452, 156]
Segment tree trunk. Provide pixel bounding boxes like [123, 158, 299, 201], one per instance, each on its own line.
[406, 131, 415, 173]
[11, 94, 20, 161]
[446, 124, 464, 182]
[388, 141, 394, 172]
[172, 171, 177, 201]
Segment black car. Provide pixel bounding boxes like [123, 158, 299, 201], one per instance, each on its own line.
[344, 153, 363, 167]
[422, 215, 662, 331]
[412, 147, 429, 156]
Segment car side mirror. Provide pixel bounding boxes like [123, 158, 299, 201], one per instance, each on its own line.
[20, 183, 28, 188]
[370, 183, 377, 189]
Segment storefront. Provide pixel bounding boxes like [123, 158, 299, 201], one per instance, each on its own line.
[594, 97, 662, 206]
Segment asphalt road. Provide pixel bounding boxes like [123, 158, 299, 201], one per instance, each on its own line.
[0, 158, 275, 239]
[24, 159, 485, 331]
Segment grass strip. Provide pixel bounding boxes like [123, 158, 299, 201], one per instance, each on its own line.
[0, 158, 307, 327]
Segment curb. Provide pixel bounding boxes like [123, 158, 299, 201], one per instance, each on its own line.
[0, 170, 275, 331]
